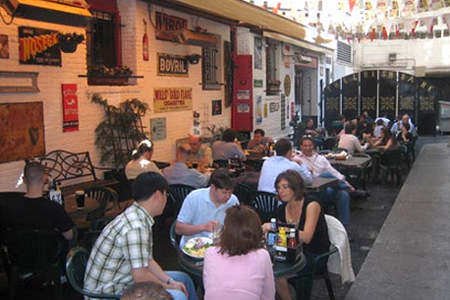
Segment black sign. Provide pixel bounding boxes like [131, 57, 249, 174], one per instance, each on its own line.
[157, 53, 188, 77]
[19, 27, 61, 66]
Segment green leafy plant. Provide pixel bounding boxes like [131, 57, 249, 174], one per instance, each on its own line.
[92, 94, 148, 168]
[89, 64, 132, 77]
[204, 125, 227, 141]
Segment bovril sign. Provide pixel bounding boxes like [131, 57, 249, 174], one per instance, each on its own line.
[157, 53, 189, 77]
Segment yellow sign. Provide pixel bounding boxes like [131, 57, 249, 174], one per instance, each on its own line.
[154, 87, 193, 113]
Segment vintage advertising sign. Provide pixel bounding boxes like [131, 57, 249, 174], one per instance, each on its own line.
[0, 102, 45, 163]
[150, 117, 167, 140]
[19, 27, 61, 66]
[62, 84, 79, 132]
[155, 12, 188, 41]
[154, 87, 193, 113]
[157, 53, 189, 77]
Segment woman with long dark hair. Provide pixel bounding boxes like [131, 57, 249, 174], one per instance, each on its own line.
[270, 170, 330, 300]
[125, 140, 162, 179]
[203, 205, 275, 300]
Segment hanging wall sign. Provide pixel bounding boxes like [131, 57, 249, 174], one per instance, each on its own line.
[154, 87, 193, 113]
[150, 117, 167, 140]
[157, 53, 189, 77]
[155, 12, 188, 41]
[19, 27, 61, 66]
[61, 84, 79, 132]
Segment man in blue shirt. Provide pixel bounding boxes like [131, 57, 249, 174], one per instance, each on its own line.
[257, 138, 312, 194]
[175, 168, 239, 246]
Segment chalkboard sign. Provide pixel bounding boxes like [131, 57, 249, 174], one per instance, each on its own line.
[0, 102, 45, 163]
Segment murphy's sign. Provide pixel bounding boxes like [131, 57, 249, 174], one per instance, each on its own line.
[155, 12, 187, 41]
[19, 27, 61, 66]
[157, 53, 188, 77]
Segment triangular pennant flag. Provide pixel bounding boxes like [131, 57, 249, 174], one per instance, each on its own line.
[422, 17, 435, 33]
[444, 14, 450, 30]
[349, 0, 357, 11]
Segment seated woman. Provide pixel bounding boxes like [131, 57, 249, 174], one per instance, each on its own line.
[203, 205, 275, 300]
[396, 122, 412, 144]
[267, 170, 330, 300]
[125, 140, 162, 179]
[371, 127, 398, 150]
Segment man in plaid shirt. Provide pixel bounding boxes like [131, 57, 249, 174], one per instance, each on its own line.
[84, 172, 198, 300]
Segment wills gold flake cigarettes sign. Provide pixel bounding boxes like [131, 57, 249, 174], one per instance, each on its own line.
[153, 87, 192, 113]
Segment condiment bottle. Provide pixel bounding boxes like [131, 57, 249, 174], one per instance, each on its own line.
[277, 227, 287, 247]
[287, 228, 297, 248]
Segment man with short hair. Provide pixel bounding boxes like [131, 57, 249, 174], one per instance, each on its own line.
[84, 172, 198, 300]
[211, 128, 246, 161]
[391, 114, 417, 136]
[257, 138, 312, 194]
[188, 135, 213, 167]
[175, 168, 239, 246]
[294, 137, 352, 226]
[338, 123, 368, 155]
[0, 162, 73, 240]
[247, 128, 274, 152]
[163, 144, 210, 188]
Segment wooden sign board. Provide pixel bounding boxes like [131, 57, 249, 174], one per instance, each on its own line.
[0, 102, 45, 163]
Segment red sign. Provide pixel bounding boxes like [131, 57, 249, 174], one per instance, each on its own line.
[62, 84, 79, 132]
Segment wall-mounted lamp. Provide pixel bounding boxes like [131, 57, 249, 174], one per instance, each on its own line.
[186, 54, 201, 64]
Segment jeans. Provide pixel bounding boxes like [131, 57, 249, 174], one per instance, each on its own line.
[166, 271, 198, 300]
[318, 172, 350, 226]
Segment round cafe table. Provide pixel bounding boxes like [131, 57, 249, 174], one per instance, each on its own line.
[178, 250, 306, 279]
[64, 194, 100, 229]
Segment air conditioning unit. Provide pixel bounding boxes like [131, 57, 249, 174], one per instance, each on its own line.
[0, 0, 92, 27]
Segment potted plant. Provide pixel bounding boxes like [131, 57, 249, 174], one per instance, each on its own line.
[58, 32, 84, 53]
[91, 94, 148, 169]
[88, 65, 133, 85]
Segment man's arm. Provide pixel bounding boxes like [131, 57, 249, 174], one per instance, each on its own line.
[175, 220, 217, 236]
[131, 260, 187, 296]
[295, 162, 313, 185]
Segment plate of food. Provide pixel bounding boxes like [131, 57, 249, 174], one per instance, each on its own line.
[325, 153, 335, 159]
[182, 237, 213, 259]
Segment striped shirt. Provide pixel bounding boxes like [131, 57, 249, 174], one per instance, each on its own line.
[84, 202, 154, 297]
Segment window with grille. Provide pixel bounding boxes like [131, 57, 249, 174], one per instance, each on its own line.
[337, 41, 352, 65]
[88, 10, 118, 68]
[266, 39, 279, 95]
[88, 11, 118, 68]
[202, 36, 221, 90]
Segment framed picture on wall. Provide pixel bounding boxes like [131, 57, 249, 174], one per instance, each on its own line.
[212, 100, 222, 116]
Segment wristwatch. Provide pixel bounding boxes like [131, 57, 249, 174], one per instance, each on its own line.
[166, 277, 174, 285]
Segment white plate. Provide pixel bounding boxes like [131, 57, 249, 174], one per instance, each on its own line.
[181, 237, 213, 259]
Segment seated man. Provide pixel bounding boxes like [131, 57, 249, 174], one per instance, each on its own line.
[257, 138, 312, 194]
[247, 128, 274, 153]
[0, 162, 74, 273]
[338, 123, 368, 155]
[84, 172, 198, 300]
[211, 128, 246, 161]
[175, 168, 239, 246]
[304, 118, 324, 148]
[163, 144, 210, 188]
[293, 136, 353, 226]
[188, 135, 213, 168]
[391, 114, 417, 136]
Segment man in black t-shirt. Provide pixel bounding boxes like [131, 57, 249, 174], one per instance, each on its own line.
[0, 162, 73, 240]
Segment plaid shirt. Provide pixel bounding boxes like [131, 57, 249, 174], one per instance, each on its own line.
[84, 202, 154, 297]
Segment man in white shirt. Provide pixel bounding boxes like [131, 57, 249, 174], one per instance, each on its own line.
[257, 138, 312, 194]
[391, 114, 417, 136]
[293, 136, 353, 226]
[338, 123, 368, 155]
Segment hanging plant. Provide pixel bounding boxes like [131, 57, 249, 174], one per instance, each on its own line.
[58, 32, 84, 53]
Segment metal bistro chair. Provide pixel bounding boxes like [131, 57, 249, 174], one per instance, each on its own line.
[4, 228, 64, 300]
[249, 191, 278, 224]
[85, 186, 118, 222]
[169, 220, 181, 252]
[169, 184, 196, 216]
[66, 247, 120, 299]
[82, 216, 115, 251]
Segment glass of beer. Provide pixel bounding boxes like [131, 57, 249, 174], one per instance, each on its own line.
[75, 190, 85, 209]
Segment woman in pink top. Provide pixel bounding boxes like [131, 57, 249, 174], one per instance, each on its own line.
[203, 205, 275, 300]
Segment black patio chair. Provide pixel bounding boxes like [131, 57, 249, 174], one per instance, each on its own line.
[249, 191, 278, 223]
[66, 247, 120, 299]
[169, 184, 196, 216]
[4, 228, 64, 300]
[233, 183, 254, 205]
[85, 186, 118, 222]
[380, 146, 405, 186]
